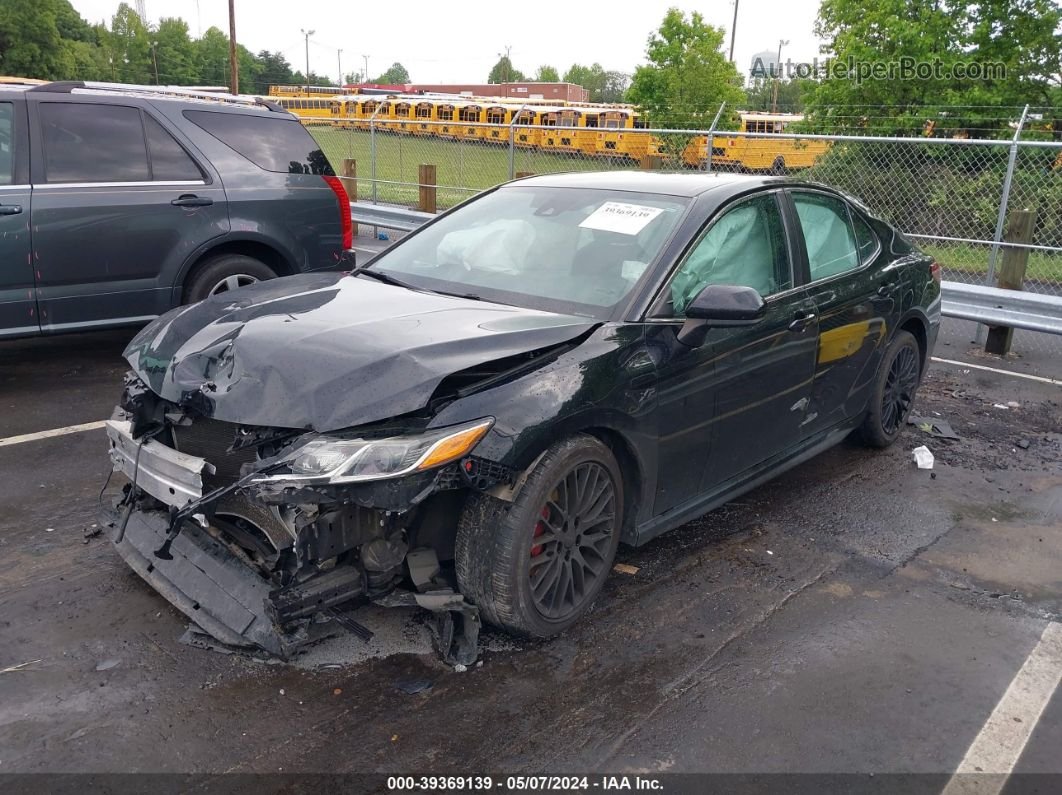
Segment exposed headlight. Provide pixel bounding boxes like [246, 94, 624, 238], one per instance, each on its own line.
[259, 418, 494, 485]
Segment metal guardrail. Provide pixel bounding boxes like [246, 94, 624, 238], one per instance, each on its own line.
[941, 281, 1062, 335]
[350, 201, 433, 232]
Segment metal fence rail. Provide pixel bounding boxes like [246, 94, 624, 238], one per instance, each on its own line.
[350, 201, 434, 232]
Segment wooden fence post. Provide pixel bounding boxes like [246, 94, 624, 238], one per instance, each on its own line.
[341, 158, 357, 237]
[985, 208, 1037, 356]
[639, 154, 662, 171]
[418, 164, 437, 214]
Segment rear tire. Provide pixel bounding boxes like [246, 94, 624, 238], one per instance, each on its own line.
[455, 435, 623, 637]
[183, 254, 277, 304]
[859, 330, 922, 448]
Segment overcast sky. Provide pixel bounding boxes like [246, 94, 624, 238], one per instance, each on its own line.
[69, 0, 825, 85]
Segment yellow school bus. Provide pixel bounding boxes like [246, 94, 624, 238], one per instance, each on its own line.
[683, 112, 830, 172]
[274, 97, 343, 119]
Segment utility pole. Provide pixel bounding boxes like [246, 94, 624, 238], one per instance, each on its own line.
[337, 49, 343, 87]
[301, 28, 315, 89]
[362, 54, 369, 84]
[150, 40, 159, 84]
[771, 39, 789, 113]
[227, 0, 238, 94]
[728, 0, 739, 61]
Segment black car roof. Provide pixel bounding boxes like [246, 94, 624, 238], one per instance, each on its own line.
[509, 170, 790, 198]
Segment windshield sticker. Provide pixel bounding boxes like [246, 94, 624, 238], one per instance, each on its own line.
[579, 202, 664, 235]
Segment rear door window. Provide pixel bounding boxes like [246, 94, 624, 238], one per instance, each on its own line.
[39, 103, 150, 183]
[791, 192, 860, 281]
[144, 114, 203, 181]
[183, 110, 334, 175]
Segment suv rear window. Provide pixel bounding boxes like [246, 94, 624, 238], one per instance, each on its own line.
[183, 110, 334, 175]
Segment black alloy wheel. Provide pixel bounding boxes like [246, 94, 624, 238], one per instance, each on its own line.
[528, 461, 618, 621]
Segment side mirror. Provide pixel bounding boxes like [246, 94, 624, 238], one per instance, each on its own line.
[677, 284, 766, 347]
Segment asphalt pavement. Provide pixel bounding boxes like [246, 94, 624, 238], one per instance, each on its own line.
[0, 320, 1058, 789]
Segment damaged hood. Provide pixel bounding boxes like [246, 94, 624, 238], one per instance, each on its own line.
[124, 272, 595, 432]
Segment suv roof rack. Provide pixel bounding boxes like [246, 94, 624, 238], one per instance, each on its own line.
[27, 81, 86, 93]
[24, 80, 290, 113]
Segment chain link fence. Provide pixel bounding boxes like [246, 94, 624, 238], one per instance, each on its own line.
[307, 117, 1062, 362]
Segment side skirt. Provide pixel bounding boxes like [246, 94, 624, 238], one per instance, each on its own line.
[631, 421, 859, 547]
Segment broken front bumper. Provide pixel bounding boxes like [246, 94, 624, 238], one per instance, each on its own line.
[113, 508, 305, 657]
[105, 414, 482, 663]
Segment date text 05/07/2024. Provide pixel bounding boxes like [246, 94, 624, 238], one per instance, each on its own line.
[386, 775, 664, 792]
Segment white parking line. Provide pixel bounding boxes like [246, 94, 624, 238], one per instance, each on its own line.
[0, 420, 108, 448]
[931, 356, 1062, 387]
[941, 621, 1062, 795]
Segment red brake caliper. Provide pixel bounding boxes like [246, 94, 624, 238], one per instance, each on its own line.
[530, 506, 549, 559]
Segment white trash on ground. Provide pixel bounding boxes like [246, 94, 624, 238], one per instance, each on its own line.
[912, 446, 935, 470]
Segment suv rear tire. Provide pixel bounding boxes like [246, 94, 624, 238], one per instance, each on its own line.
[184, 254, 277, 304]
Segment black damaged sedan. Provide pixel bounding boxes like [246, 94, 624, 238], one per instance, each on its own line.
[107, 172, 941, 662]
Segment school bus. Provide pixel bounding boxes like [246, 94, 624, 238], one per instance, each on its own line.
[683, 112, 830, 172]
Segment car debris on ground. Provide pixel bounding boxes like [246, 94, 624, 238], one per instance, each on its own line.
[907, 414, 960, 440]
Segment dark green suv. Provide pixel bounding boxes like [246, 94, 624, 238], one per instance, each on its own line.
[0, 80, 353, 338]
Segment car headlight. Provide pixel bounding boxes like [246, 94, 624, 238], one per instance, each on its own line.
[260, 418, 494, 485]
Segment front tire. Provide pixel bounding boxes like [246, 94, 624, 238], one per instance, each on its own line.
[455, 435, 623, 637]
[859, 330, 922, 448]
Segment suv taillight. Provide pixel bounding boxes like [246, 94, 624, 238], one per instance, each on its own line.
[323, 176, 353, 250]
[929, 261, 941, 284]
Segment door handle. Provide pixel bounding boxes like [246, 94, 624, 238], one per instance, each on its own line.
[171, 194, 213, 207]
[0, 204, 23, 215]
[789, 311, 817, 332]
[877, 280, 900, 297]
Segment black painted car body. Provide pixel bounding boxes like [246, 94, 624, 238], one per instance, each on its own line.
[107, 172, 940, 661]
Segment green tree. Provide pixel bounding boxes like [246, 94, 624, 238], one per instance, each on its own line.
[534, 65, 559, 82]
[600, 70, 630, 103]
[257, 50, 296, 88]
[564, 63, 604, 98]
[193, 26, 230, 87]
[55, 0, 94, 43]
[807, 0, 1062, 136]
[64, 37, 108, 80]
[153, 17, 197, 84]
[236, 45, 261, 93]
[745, 77, 810, 113]
[953, 0, 1061, 110]
[627, 8, 744, 137]
[109, 2, 153, 84]
[564, 63, 631, 103]
[0, 0, 72, 79]
[375, 62, 410, 83]
[488, 56, 523, 84]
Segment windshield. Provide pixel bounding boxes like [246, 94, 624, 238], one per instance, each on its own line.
[369, 186, 689, 317]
